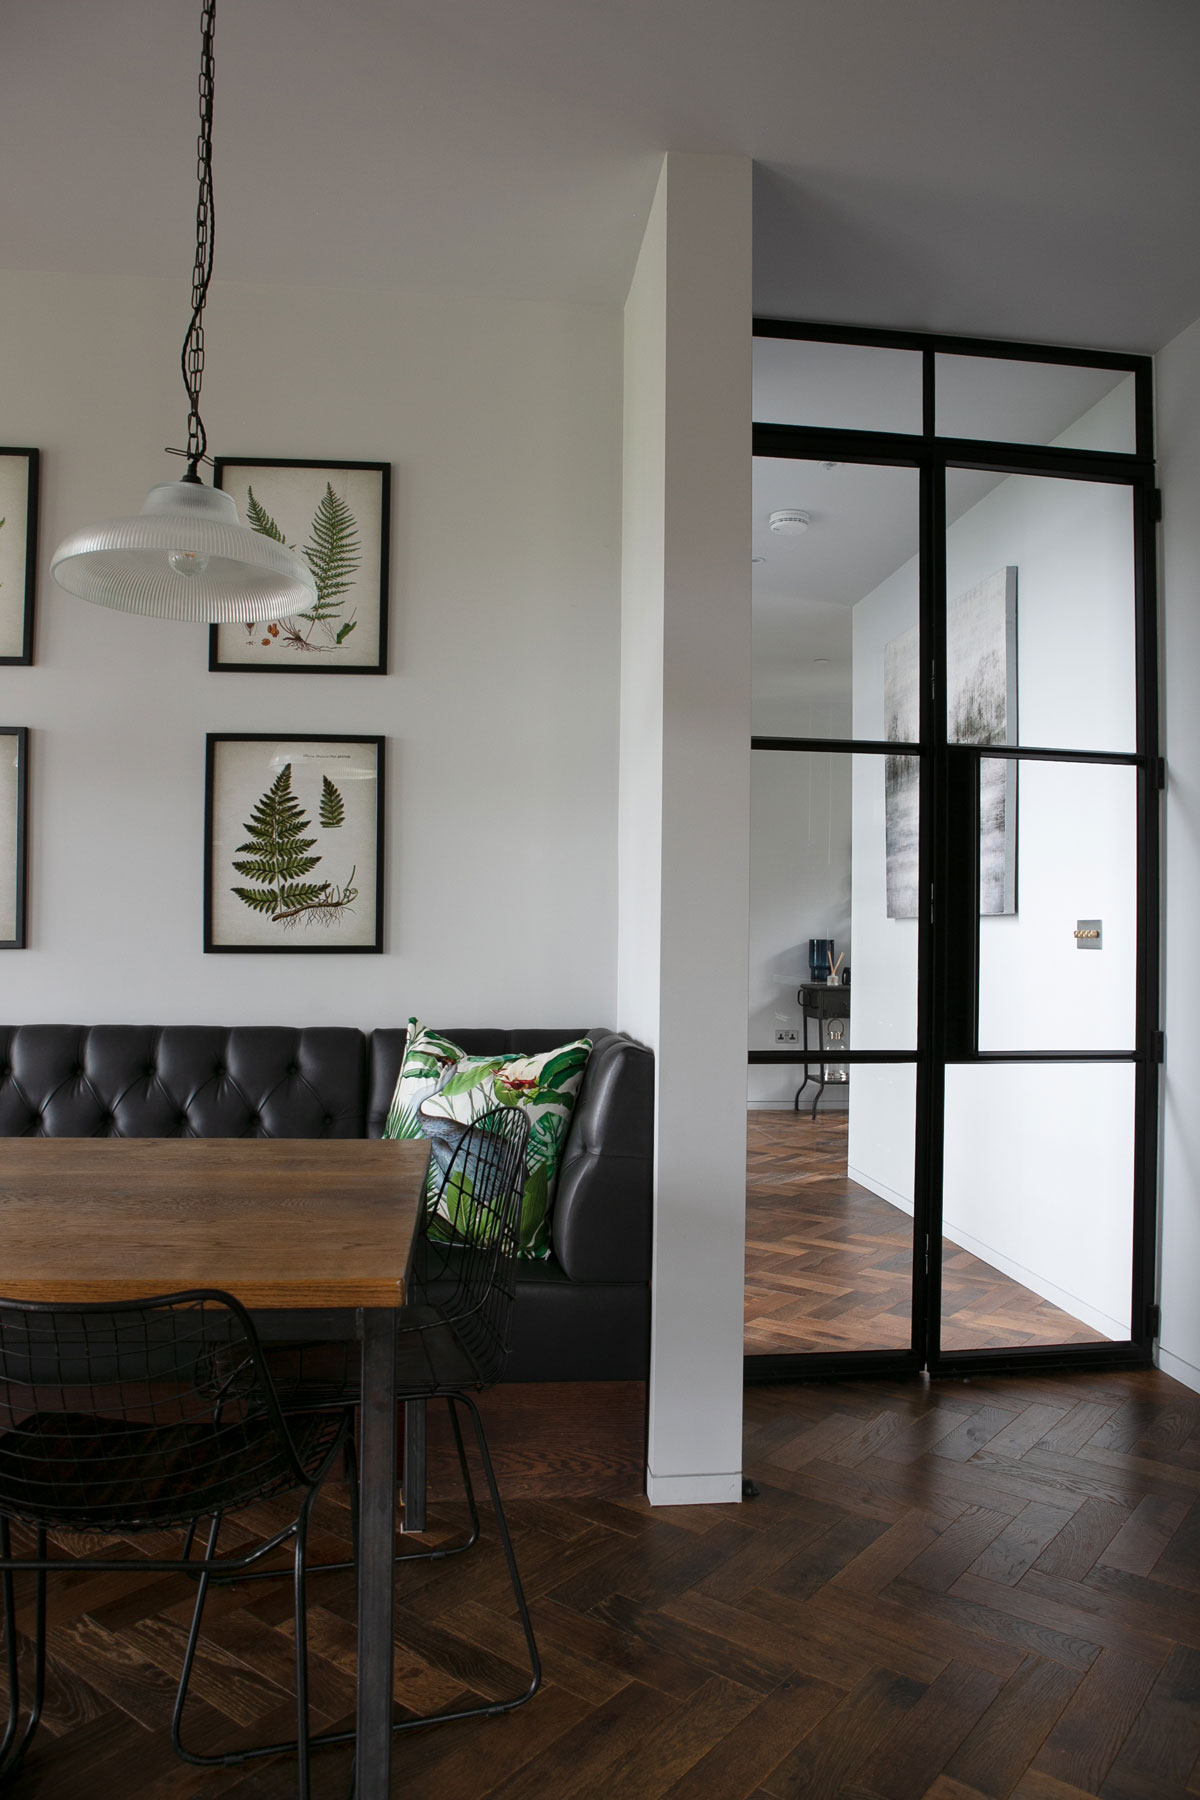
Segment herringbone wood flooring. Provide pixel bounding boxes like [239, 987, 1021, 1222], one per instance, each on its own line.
[4, 1366, 1200, 1797]
[745, 1110, 1106, 1357]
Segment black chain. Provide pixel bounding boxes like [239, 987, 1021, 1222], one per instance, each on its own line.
[180, 0, 216, 479]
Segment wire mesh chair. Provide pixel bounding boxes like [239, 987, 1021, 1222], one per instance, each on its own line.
[242, 1103, 542, 1740]
[0, 1289, 352, 1796]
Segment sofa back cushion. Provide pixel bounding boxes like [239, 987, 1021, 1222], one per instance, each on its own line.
[368, 1026, 653, 1284]
[0, 1026, 366, 1138]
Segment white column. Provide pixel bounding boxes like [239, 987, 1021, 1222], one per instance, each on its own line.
[618, 153, 752, 1503]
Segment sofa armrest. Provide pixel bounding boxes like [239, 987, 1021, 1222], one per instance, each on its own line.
[552, 1030, 653, 1284]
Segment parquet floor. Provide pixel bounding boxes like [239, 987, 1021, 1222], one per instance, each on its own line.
[4, 1366, 1200, 1798]
[745, 1110, 1106, 1358]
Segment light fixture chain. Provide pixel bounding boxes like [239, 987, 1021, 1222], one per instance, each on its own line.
[182, 0, 216, 477]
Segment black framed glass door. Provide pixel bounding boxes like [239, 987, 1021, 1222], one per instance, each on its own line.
[746, 323, 1159, 1382]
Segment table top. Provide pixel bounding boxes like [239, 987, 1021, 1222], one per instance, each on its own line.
[0, 1136, 430, 1308]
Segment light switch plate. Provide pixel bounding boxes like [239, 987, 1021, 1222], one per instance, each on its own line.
[1075, 918, 1103, 949]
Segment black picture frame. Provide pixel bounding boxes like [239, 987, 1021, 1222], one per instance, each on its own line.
[1, 727, 29, 949]
[204, 733, 385, 954]
[0, 451, 40, 666]
[208, 458, 391, 675]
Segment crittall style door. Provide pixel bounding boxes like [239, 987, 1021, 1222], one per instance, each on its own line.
[746, 324, 1159, 1381]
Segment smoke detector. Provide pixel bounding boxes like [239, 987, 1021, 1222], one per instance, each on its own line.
[768, 510, 810, 535]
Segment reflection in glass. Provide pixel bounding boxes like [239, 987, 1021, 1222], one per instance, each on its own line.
[977, 758, 1136, 1053]
[943, 1063, 1134, 1347]
[936, 357, 1136, 453]
[946, 471, 1135, 755]
[752, 459, 919, 739]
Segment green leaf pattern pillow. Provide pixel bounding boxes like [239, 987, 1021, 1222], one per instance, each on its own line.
[382, 1020, 591, 1260]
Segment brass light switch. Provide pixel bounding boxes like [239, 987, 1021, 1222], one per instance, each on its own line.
[1074, 919, 1102, 949]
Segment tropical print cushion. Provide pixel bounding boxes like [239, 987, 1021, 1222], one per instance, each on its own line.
[381, 1020, 592, 1260]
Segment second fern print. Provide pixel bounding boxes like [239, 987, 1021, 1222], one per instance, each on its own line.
[208, 460, 390, 674]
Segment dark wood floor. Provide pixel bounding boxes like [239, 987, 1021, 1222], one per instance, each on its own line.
[4, 1364, 1200, 1798]
[745, 1110, 1106, 1357]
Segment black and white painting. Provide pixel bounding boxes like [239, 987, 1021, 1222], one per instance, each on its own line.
[884, 566, 1017, 919]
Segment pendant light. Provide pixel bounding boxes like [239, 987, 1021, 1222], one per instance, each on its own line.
[50, 1, 316, 624]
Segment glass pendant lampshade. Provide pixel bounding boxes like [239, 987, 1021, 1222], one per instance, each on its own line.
[51, 481, 316, 624]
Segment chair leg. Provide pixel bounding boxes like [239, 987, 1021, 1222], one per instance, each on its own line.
[0, 1518, 21, 1775]
[293, 1494, 314, 1800]
[171, 1512, 223, 1765]
[0, 1522, 48, 1782]
[390, 1393, 540, 1735]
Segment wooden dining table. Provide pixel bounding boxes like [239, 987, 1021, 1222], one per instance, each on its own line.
[0, 1133, 431, 1800]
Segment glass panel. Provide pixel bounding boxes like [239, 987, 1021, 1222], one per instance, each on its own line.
[748, 751, 919, 1066]
[945, 471, 1136, 755]
[942, 1063, 1134, 1348]
[754, 338, 923, 434]
[745, 1064, 915, 1356]
[753, 458, 919, 740]
[976, 758, 1136, 1052]
[936, 356, 1136, 453]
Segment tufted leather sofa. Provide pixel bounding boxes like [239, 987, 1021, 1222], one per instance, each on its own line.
[0, 1024, 653, 1382]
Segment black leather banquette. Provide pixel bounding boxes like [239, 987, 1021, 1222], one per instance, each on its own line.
[0, 1024, 653, 1383]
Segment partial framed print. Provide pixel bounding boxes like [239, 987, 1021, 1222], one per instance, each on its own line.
[0, 450, 40, 665]
[204, 734, 384, 953]
[0, 728, 29, 949]
[209, 459, 390, 674]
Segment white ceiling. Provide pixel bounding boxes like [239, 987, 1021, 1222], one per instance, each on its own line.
[4, 0, 1200, 351]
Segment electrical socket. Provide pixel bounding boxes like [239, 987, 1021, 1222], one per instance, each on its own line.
[774, 1028, 801, 1044]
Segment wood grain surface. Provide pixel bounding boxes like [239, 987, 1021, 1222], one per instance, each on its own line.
[0, 1137, 429, 1307]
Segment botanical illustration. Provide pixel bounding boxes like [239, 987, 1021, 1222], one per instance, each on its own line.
[0, 450, 35, 663]
[210, 461, 388, 674]
[206, 736, 382, 952]
[884, 567, 1017, 919]
[241, 483, 362, 654]
[0, 730, 24, 946]
[230, 762, 356, 928]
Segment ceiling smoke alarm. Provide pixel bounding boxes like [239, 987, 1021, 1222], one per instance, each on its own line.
[768, 510, 811, 535]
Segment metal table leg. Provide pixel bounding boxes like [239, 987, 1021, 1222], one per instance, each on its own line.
[402, 1399, 426, 1534]
[356, 1308, 397, 1799]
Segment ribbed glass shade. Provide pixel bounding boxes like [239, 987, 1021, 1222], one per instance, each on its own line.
[50, 481, 317, 624]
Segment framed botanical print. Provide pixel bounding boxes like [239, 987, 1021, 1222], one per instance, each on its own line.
[0, 451, 40, 665]
[208, 459, 390, 674]
[204, 734, 384, 953]
[0, 728, 29, 948]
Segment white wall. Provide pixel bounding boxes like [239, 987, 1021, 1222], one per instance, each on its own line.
[620, 153, 752, 1504]
[1156, 311, 1200, 1396]
[0, 271, 622, 1028]
[849, 385, 1140, 1339]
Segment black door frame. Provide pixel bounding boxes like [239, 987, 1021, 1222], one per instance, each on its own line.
[746, 318, 1161, 1384]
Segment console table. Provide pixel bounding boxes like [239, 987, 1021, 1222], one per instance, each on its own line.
[793, 982, 851, 1119]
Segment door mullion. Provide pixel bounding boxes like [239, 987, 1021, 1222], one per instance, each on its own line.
[914, 452, 944, 1371]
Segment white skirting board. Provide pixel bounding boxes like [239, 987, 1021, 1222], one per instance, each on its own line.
[1156, 1344, 1200, 1398]
[645, 1467, 743, 1505]
[847, 1164, 1130, 1344]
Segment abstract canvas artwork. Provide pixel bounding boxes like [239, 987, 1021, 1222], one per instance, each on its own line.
[884, 566, 1017, 919]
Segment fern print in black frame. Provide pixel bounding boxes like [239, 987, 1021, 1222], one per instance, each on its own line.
[0, 728, 28, 948]
[208, 460, 390, 674]
[204, 734, 384, 953]
[0, 451, 39, 666]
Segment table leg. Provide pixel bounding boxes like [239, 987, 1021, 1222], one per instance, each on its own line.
[402, 1399, 427, 1534]
[356, 1308, 397, 1799]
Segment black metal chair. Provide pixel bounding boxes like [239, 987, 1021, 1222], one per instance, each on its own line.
[0, 1289, 352, 1795]
[249, 1103, 542, 1738]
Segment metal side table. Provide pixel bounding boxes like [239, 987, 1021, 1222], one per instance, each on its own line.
[793, 982, 851, 1119]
